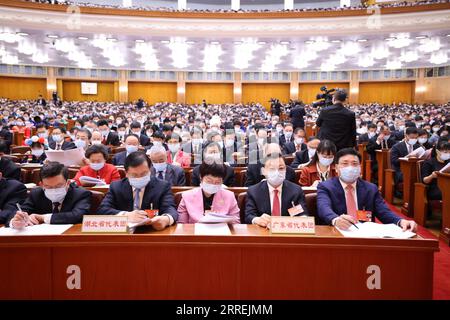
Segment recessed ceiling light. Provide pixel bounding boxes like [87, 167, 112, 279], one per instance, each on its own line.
[47, 35, 59, 39]
[135, 39, 145, 43]
[446, 34, 450, 37]
[385, 37, 396, 41]
[77, 36, 89, 40]
[210, 41, 220, 45]
[280, 41, 290, 45]
[304, 40, 315, 44]
[186, 40, 196, 44]
[331, 40, 342, 43]
[415, 35, 427, 39]
[160, 40, 170, 44]
[257, 41, 267, 45]
[17, 32, 28, 36]
[107, 38, 117, 42]
[357, 39, 368, 42]
[233, 41, 243, 45]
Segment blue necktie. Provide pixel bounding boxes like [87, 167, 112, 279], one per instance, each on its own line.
[158, 171, 164, 180]
[133, 188, 141, 210]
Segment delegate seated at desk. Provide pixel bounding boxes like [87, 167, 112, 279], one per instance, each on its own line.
[245, 152, 309, 227]
[97, 151, 178, 230]
[317, 148, 417, 232]
[0, 171, 27, 225]
[8, 162, 92, 228]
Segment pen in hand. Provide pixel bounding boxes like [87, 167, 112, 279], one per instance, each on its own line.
[341, 216, 359, 229]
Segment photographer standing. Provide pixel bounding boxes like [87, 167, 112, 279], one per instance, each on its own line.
[316, 89, 356, 151]
[270, 99, 282, 117]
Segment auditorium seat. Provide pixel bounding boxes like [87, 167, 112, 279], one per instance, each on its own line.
[305, 193, 318, 221]
[89, 190, 105, 213]
[3, 155, 21, 163]
[174, 191, 183, 208]
[237, 192, 246, 224]
[11, 146, 31, 154]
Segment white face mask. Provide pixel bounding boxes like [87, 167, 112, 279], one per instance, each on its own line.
[225, 139, 234, 148]
[308, 148, 316, 158]
[168, 143, 180, 153]
[418, 138, 428, 144]
[91, 140, 102, 145]
[128, 174, 151, 190]
[75, 139, 86, 149]
[44, 186, 67, 204]
[368, 132, 376, 138]
[200, 182, 222, 195]
[295, 138, 304, 145]
[52, 135, 62, 143]
[318, 155, 334, 167]
[440, 152, 450, 161]
[407, 138, 418, 145]
[90, 162, 105, 171]
[265, 170, 286, 187]
[31, 149, 44, 157]
[126, 145, 139, 154]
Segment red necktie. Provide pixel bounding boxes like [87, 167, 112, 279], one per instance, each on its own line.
[345, 184, 357, 219]
[272, 189, 281, 216]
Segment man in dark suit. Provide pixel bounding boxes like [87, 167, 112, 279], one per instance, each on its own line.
[112, 134, 140, 166]
[97, 119, 120, 147]
[0, 141, 20, 181]
[98, 151, 178, 230]
[0, 124, 13, 153]
[148, 145, 185, 186]
[390, 127, 420, 184]
[357, 124, 377, 144]
[317, 148, 417, 232]
[289, 102, 306, 130]
[7, 162, 91, 227]
[278, 123, 294, 153]
[366, 125, 398, 180]
[37, 94, 47, 106]
[0, 173, 27, 224]
[316, 90, 356, 150]
[191, 142, 235, 187]
[130, 121, 150, 147]
[48, 127, 76, 150]
[290, 137, 320, 168]
[245, 152, 309, 226]
[283, 127, 307, 155]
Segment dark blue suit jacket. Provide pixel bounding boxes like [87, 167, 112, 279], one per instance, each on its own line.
[317, 177, 401, 225]
[97, 177, 178, 221]
[151, 164, 186, 186]
[0, 178, 27, 224]
[112, 151, 127, 166]
[390, 141, 421, 172]
[245, 180, 309, 224]
[283, 142, 307, 155]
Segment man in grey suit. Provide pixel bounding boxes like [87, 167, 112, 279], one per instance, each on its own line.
[147, 145, 186, 186]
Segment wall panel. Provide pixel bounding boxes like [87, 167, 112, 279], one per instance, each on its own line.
[359, 81, 414, 104]
[298, 82, 350, 104]
[242, 83, 290, 108]
[185, 83, 233, 105]
[62, 80, 117, 102]
[128, 82, 177, 104]
[0, 76, 46, 100]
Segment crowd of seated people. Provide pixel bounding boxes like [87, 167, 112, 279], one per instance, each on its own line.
[22, 0, 450, 13]
[0, 96, 447, 233]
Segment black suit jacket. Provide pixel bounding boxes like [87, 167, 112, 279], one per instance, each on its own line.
[6, 184, 91, 225]
[112, 151, 127, 166]
[290, 149, 310, 168]
[244, 163, 297, 187]
[48, 140, 76, 150]
[105, 132, 120, 147]
[0, 178, 27, 224]
[316, 103, 356, 150]
[97, 177, 178, 221]
[0, 157, 21, 181]
[289, 105, 306, 129]
[283, 142, 307, 155]
[278, 134, 294, 151]
[191, 164, 235, 187]
[139, 135, 150, 147]
[390, 141, 421, 172]
[245, 180, 309, 223]
[151, 164, 186, 186]
[366, 135, 398, 159]
[0, 129, 13, 152]
[358, 133, 371, 144]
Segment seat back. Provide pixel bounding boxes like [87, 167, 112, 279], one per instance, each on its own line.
[305, 193, 317, 220]
[237, 192, 247, 224]
[174, 191, 184, 208]
[11, 146, 31, 154]
[89, 190, 105, 214]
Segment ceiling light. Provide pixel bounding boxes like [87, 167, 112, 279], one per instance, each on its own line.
[210, 41, 220, 45]
[107, 38, 117, 42]
[233, 41, 243, 45]
[415, 35, 427, 39]
[304, 40, 314, 44]
[77, 36, 89, 40]
[135, 39, 145, 43]
[418, 37, 441, 53]
[160, 40, 170, 44]
[385, 37, 396, 41]
[280, 41, 290, 45]
[340, 41, 361, 56]
[257, 41, 267, 45]
[386, 59, 402, 69]
[203, 43, 224, 71]
[186, 40, 196, 44]
[387, 33, 412, 48]
[357, 39, 368, 42]
[17, 32, 28, 36]
[47, 35, 59, 39]
[331, 40, 342, 43]
[429, 51, 448, 64]
[168, 37, 189, 69]
[357, 55, 375, 68]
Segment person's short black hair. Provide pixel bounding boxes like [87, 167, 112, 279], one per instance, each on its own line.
[52, 127, 66, 134]
[85, 144, 109, 160]
[130, 121, 141, 129]
[40, 161, 68, 181]
[36, 123, 48, 130]
[97, 119, 109, 127]
[74, 119, 85, 128]
[77, 127, 92, 139]
[124, 151, 152, 171]
[152, 132, 165, 140]
[294, 127, 305, 135]
[311, 139, 337, 164]
[31, 142, 44, 149]
[436, 137, 450, 151]
[162, 125, 173, 132]
[117, 123, 126, 130]
[203, 141, 222, 158]
[0, 141, 8, 154]
[199, 162, 226, 179]
[417, 129, 428, 137]
[333, 89, 348, 102]
[368, 123, 377, 129]
[405, 127, 419, 136]
[335, 148, 362, 163]
[283, 122, 293, 129]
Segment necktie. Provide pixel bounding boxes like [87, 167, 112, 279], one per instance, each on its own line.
[345, 184, 357, 219]
[52, 202, 60, 214]
[272, 189, 281, 216]
[133, 188, 141, 210]
[158, 171, 164, 180]
[56, 143, 61, 150]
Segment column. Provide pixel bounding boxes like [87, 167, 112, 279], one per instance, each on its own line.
[284, 0, 294, 10]
[234, 72, 242, 104]
[46, 67, 57, 100]
[349, 70, 359, 104]
[231, 0, 240, 10]
[118, 70, 128, 102]
[178, 0, 187, 10]
[414, 68, 426, 104]
[177, 71, 186, 104]
[290, 72, 299, 101]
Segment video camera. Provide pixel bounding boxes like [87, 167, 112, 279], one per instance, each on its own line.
[312, 86, 336, 108]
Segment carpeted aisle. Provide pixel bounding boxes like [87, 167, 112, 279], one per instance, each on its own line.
[387, 204, 450, 300]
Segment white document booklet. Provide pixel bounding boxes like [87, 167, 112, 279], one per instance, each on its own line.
[337, 222, 416, 239]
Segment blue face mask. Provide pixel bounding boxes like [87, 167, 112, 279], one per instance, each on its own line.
[153, 162, 167, 173]
[126, 145, 139, 154]
[128, 174, 150, 190]
[339, 166, 361, 184]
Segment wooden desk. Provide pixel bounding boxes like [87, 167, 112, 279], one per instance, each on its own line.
[375, 149, 390, 196]
[400, 158, 421, 218]
[437, 172, 450, 245]
[0, 224, 438, 300]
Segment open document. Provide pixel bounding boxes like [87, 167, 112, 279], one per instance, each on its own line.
[198, 212, 236, 224]
[0, 224, 73, 236]
[195, 223, 231, 236]
[440, 162, 450, 173]
[45, 147, 85, 166]
[79, 176, 107, 186]
[337, 222, 416, 239]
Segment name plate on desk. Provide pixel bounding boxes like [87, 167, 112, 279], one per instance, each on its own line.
[270, 216, 315, 234]
[82, 215, 128, 233]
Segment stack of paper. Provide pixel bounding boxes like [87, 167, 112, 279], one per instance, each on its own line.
[45, 147, 85, 166]
[79, 176, 107, 186]
[194, 223, 231, 236]
[407, 147, 426, 159]
[0, 224, 73, 236]
[198, 212, 236, 224]
[337, 222, 416, 239]
[440, 162, 450, 173]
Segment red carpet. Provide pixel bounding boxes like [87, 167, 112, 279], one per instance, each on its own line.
[387, 204, 450, 300]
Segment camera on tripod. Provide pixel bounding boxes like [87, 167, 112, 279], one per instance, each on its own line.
[312, 86, 336, 108]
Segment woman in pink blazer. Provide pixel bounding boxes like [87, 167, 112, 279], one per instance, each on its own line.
[166, 134, 191, 168]
[177, 162, 240, 224]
